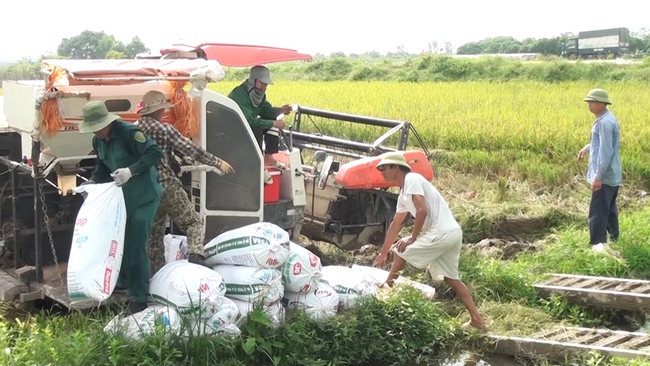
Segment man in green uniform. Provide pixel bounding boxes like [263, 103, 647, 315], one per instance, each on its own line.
[228, 65, 292, 184]
[79, 101, 163, 314]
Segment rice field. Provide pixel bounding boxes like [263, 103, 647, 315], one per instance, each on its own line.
[209, 81, 650, 188]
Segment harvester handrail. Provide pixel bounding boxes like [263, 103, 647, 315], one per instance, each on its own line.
[293, 105, 405, 128]
[290, 105, 432, 160]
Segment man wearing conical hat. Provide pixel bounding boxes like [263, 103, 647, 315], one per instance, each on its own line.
[79, 101, 163, 315]
[578, 88, 622, 256]
[373, 152, 486, 330]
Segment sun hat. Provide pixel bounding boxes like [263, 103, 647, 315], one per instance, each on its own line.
[376, 152, 412, 171]
[79, 101, 120, 134]
[138, 90, 173, 115]
[583, 88, 612, 105]
[249, 65, 274, 85]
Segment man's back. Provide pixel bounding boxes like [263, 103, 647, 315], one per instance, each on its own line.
[397, 172, 461, 233]
[136, 116, 177, 188]
[136, 116, 220, 189]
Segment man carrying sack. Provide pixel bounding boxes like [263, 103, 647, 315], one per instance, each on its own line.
[79, 101, 163, 314]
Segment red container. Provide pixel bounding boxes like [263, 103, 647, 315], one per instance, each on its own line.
[264, 167, 281, 203]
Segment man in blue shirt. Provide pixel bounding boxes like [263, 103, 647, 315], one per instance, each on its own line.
[577, 89, 622, 255]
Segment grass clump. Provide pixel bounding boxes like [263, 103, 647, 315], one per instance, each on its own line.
[0, 288, 459, 366]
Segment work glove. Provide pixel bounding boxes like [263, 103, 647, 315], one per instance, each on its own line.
[111, 168, 133, 187]
[78, 179, 95, 198]
[217, 160, 234, 174]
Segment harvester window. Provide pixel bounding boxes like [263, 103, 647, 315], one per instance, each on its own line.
[104, 99, 132, 112]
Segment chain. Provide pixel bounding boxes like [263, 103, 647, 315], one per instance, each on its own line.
[38, 179, 64, 287]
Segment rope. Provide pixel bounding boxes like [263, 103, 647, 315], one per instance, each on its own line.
[39, 66, 67, 138]
[167, 81, 198, 138]
[35, 65, 198, 139]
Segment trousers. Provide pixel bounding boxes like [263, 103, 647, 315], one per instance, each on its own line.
[251, 126, 280, 155]
[588, 184, 619, 245]
[117, 199, 159, 303]
[148, 179, 204, 276]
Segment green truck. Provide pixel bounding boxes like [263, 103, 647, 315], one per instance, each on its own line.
[561, 27, 630, 59]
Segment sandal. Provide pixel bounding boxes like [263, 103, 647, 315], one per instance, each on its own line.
[272, 161, 290, 171]
[264, 169, 273, 185]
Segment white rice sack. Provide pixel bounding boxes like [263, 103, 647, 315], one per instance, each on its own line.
[282, 283, 339, 320]
[149, 260, 227, 318]
[164, 234, 189, 263]
[320, 265, 378, 310]
[203, 222, 290, 269]
[351, 264, 436, 299]
[67, 182, 126, 303]
[103, 304, 181, 341]
[186, 296, 241, 337]
[213, 265, 284, 305]
[231, 298, 285, 327]
[281, 242, 323, 293]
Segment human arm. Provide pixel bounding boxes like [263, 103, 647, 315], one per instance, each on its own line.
[373, 211, 408, 267]
[406, 195, 428, 241]
[228, 87, 276, 129]
[594, 121, 615, 181]
[392, 175, 429, 251]
[578, 143, 590, 161]
[258, 98, 282, 120]
[125, 129, 163, 176]
[167, 126, 233, 173]
[89, 137, 112, 183]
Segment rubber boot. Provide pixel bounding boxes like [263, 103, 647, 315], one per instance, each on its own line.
[126, 301, 148, 315]
[188, 253, 209, 268]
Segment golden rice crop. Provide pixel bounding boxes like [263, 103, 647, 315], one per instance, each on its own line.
[209, 81, 650, 187]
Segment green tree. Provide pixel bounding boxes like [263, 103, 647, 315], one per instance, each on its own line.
[124, 36, 149, 58]
[57, 30, 148, 59]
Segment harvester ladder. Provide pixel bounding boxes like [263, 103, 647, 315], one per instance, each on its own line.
[489, 327, 650, 361]
[534, 273, 650, 312]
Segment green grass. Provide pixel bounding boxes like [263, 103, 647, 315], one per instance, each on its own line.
[2, 72, 650, 365]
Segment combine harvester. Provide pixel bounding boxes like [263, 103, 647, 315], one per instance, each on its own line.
[0, 42, 433, 309]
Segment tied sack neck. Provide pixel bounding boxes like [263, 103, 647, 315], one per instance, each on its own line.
[245, 78, 265, 108]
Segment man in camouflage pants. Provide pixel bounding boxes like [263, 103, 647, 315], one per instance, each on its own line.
[135, 90, 234, 276]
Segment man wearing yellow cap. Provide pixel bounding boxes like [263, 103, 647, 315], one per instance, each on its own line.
[134, 90, 234, 274]
[373, 152, 486, 330]
[578, 88, 622, 256]
[79, 101, 163, 314]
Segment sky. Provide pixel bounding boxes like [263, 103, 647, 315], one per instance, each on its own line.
[0, 0, 646, 62]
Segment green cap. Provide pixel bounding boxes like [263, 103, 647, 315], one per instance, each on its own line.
[584, 88, 612, 105]
[249, 65, 273, 85]
[79, 101, 120, 133]
[376, 152, 412, 171]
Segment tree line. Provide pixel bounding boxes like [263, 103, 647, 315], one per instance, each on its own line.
[1, 29, 650, 84]
[456, 29, 650, 56]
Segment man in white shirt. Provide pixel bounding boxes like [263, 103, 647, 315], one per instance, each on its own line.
[373, 152, 486, 330]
